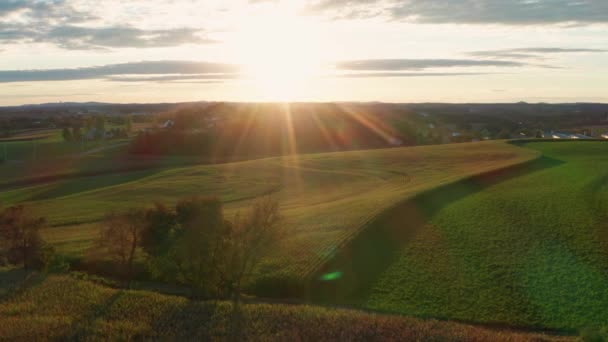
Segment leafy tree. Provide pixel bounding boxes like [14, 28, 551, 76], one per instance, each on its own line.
[141, 203, 177, 257]
[72, 126, 82, 142]
[95, 209, 147, 283]
[126, 115, 133, 133]
[222, 196, 283, 340]
[94, 116, 106, 140]
[223, 196, 283, 298]
[497, 128, 511, 139]
[172, 197, 230, 297]
[141, 196, 283, 302]
[0, 205, 48, 269]
[62, 127, 73, 142]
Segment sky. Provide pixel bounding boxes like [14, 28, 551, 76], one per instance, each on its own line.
[0, 0, 607, 105]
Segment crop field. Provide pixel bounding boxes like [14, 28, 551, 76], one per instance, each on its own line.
[1, 141, 536, 287]
[0, 273, 569, 341]
[313, 141, 608, 331]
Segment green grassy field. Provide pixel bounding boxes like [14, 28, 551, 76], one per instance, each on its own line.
[0, 272, 569, 341]
[1, 141, 536, 286]
[313, 141, 608, 331]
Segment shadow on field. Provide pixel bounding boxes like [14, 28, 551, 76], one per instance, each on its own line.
[68, 290, 124, 340]
[308, 155, 564, 303]
[0, 268, 45, 302]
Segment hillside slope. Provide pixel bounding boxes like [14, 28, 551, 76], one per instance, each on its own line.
[319, 141, 608, 330]
[2, 141, 537, 286]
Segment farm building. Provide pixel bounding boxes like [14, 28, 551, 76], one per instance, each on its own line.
[162, 120, 175, 129]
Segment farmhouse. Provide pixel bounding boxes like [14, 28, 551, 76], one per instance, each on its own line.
[162, 120, 175, 129]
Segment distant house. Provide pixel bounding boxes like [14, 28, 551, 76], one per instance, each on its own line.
[162, 120, 175, 129]
[548, 131, 591, 139]
[388, 137, 403, 146]
[417, 112, 430, 118]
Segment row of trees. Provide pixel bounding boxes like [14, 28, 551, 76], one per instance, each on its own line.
[62, 126, 129, 142]
[61, 115, 132, 142]
[93, 196, 283, 299]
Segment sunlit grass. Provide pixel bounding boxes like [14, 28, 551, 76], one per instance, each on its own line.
[3, 141, 536, 287]
[0, 274, 567, 341]
[360, 141, 608, 330]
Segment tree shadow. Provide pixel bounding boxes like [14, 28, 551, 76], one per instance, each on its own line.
[0, 268, 46, 302]
[308, 155, 564, 303]
[67, 290, 124, 340]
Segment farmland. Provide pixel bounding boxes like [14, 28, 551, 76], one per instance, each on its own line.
[313, 141, 608, 331]
[0, 272, 569, 341]
[4, 137, 608, 335]
[1, 141, 537, 288]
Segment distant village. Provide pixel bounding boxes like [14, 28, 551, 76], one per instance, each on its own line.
[2, 102, 608, 146]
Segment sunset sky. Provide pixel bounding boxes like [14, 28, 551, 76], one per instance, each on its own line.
[1, 0, 607, 105]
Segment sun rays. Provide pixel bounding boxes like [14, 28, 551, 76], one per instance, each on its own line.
[230, 3, 326, 101]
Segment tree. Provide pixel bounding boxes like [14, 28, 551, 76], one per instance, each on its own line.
[126, 115, 133, 133]
[0, 205, 48, 269]
[72, 126, 82, 142]
[497, 128, 511, 139]
[95, 209, 146, 283]
[94, 116, 106, 140]
[222, 196, 283, 341]
[223, 196, 283, 299]
[141, 196, 283, 302]
[142, 197, 227, 296]
[172, 197, 230, 297]
[62, 127, 73, 142]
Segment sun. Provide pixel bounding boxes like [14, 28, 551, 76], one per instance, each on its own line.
[232, 5, 325, 101]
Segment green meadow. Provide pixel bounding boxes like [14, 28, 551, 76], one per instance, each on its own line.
[315, 141, 608, 331]
[1, 142, 535, 286]
[4, 139, 608, 333]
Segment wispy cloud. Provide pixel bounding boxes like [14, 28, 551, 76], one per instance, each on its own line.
[336, 59, 526, 71]
[469, 47, 607, 59]
[334, 72, 492, 78]
[0, 61, 240, 83]
[305, 0, 608, 25]
[0, 55, 553, 84]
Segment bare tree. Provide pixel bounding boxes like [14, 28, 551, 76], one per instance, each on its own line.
[0, 205, 47, 269]
[221, 196, 284, 341]
[224, 196, 284, 298]
[96, 209, 146, 283]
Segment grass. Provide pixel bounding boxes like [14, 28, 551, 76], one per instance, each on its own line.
[1, 141, 537, 287]
[313, 141, 608, 331]
[0, 273, 570, 341]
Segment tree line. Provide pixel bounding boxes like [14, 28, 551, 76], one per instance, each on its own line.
[1, 196, 283, 302]
[62, 115, 132, 142]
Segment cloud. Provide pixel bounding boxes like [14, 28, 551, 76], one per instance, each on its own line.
[0, 57, 535, 83]
[0, 0, 94, 23]
[305, 0, 608, 25]
[0, 61, 240, 83]
[469, 47, 607, 59]
[41, 26, 214, 49]
[336, 59, 526, 71]
[334, 72, 491, 78]
[0, 0, 211, 49]
[107, 74, 239, 83]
